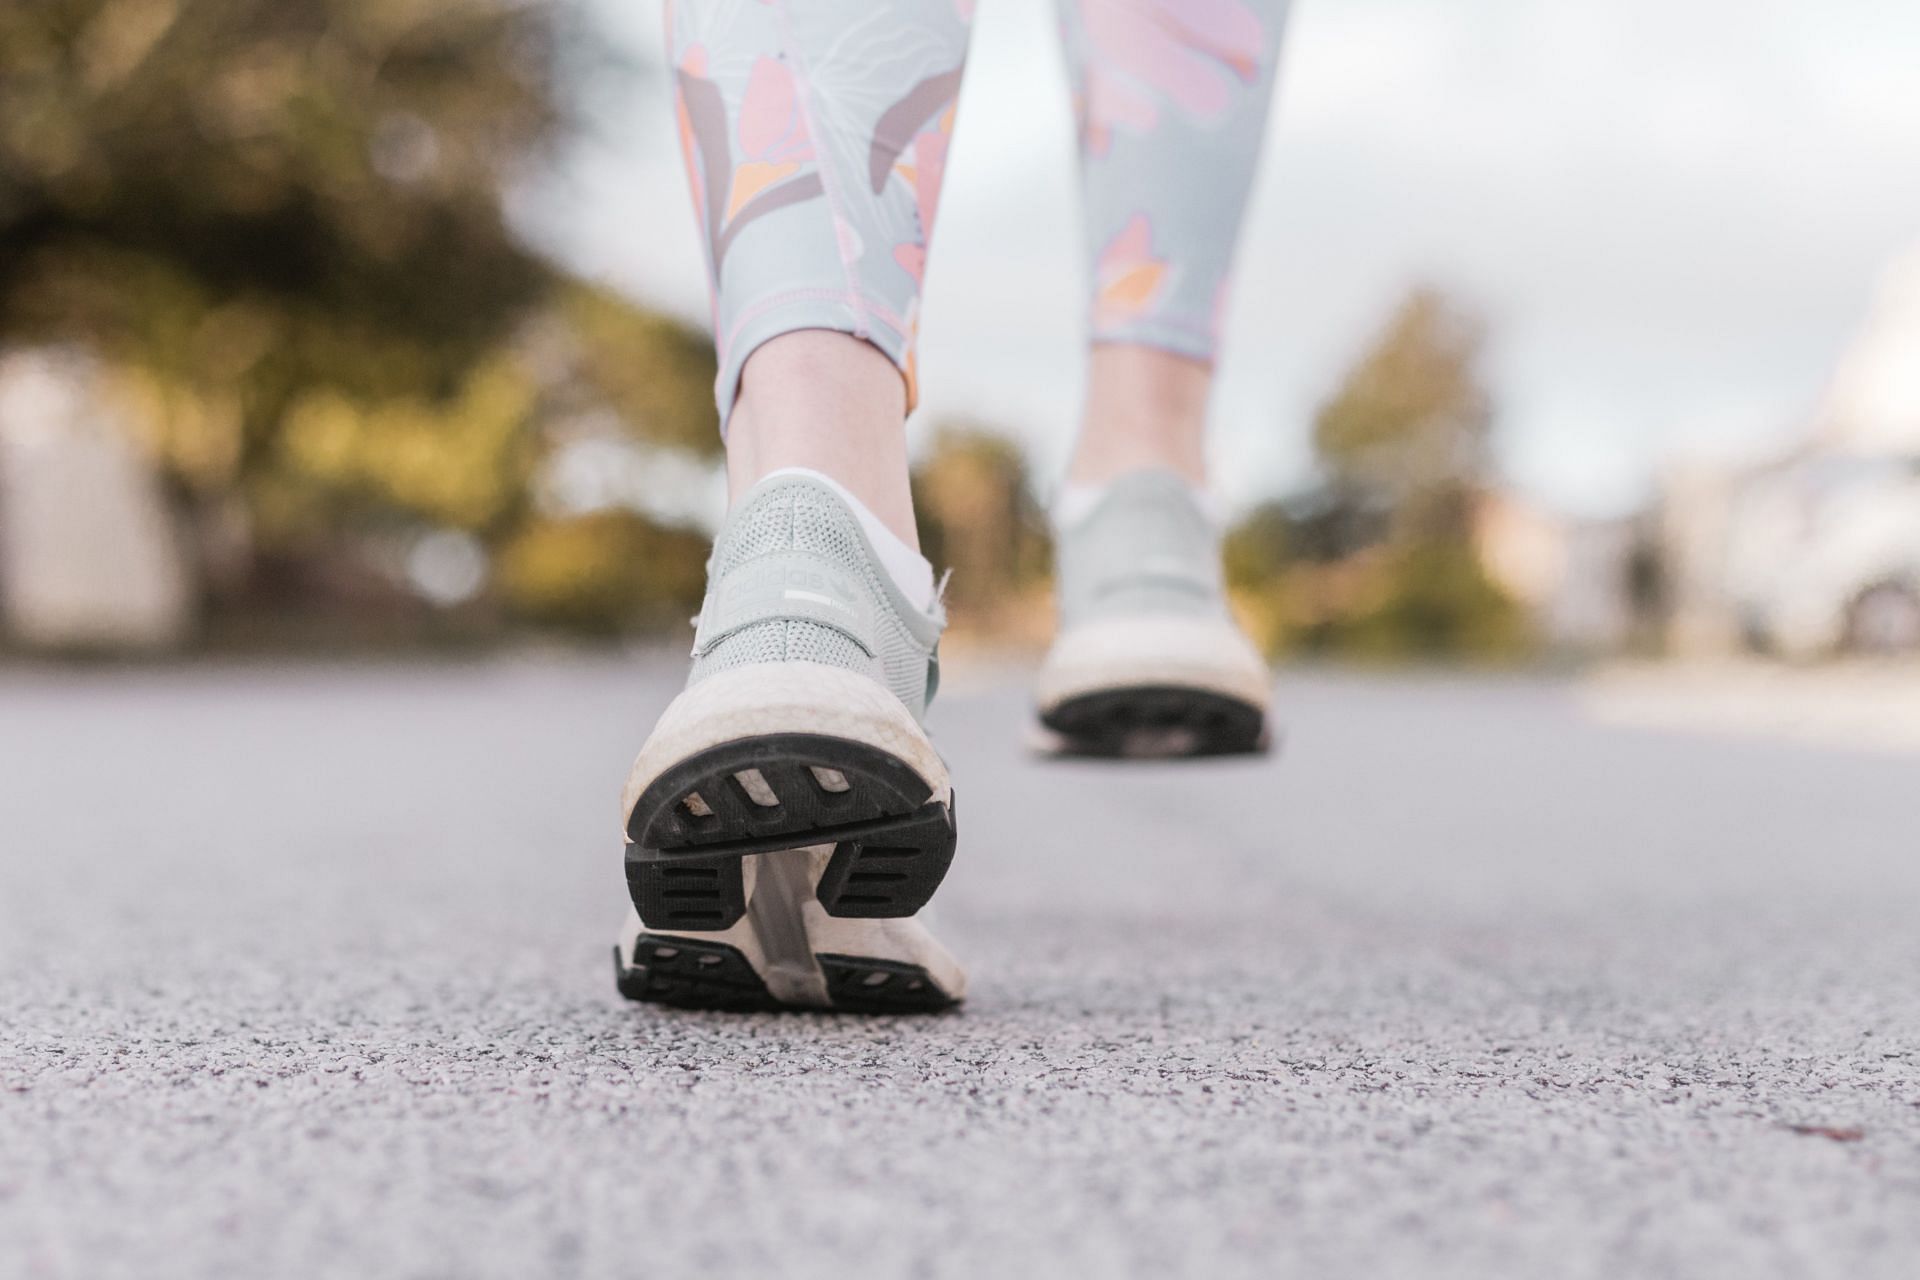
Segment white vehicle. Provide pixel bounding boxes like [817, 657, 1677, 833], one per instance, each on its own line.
[1724, 451, 1920, 658]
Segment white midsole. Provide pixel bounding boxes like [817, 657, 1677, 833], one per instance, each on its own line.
[619, 662, 949, 825]
[1034, 614, 1272, 712]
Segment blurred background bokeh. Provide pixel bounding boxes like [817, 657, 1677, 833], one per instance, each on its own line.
[3, 0, 1918, 667]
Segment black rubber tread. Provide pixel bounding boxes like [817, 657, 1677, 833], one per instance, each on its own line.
[1040, 685, 1268, 759]
[613, 938, 960, 1015]
[613, 936, 780, 1012]
[627, 733, 935, 850]
[815, 793, 956, 918]
[626, 853, 750, 933]
[817, 954, 959, 1014]
[624, 733, 955, 930]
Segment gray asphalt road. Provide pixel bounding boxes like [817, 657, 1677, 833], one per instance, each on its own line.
[3, 655, 1917, 1280]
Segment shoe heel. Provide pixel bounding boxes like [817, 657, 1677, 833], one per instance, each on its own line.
[625, 733, 956, 925]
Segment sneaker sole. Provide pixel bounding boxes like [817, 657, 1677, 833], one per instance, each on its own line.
[621, 665, 955, 932]
[614, 934, 783, 1011]
[613, 847, 965, 1014]
[613, 936, 959, 1014]
[1038, 684, 1269, 758]
[1035, 616, 1272, 759]
[624, 733, 956, 930]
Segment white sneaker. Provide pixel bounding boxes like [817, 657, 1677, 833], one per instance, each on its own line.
[614, 472, 965, 1012]
[1036, 468, 1272, 757]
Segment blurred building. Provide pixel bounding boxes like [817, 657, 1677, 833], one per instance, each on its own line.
[1476, 239, 1920, 661]
[1657, 240, 1920, 659]
[1820, 246, 1920, 454]
[1473, 494, 1653, 654]
[0, 350, 196, 652]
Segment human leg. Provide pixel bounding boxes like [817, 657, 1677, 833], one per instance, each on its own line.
[1039, 0, 1288, 756]
[615, 0, 975, 1011]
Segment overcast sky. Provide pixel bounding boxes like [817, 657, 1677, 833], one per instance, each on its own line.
[528, 0, 1920, 516]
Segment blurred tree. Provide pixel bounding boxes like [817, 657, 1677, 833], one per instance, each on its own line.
[0, 0, 721, 640]
[549, 284, 720, 458]
[910, 425, 1052, 640]
[1312, 286, 1492, 546]
[1223, 499, 1295, 589]
[1327, 542, 1529, 660]
[0, 0, 562, 398]
[1227, 286, 1530, 660]
[495, 509, 709, 635]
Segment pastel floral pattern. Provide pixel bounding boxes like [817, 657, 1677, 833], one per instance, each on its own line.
[674, 46, 826, 280]
[727, 57, 814, 219]
[1093, 214, 1171, 331]
[1068, 0, 1286, 352]
[1071, 0, 1270, 153]
[665, 1, 977, 425]
[664, 0, 1284, 426]
[872, 81, 962, 286]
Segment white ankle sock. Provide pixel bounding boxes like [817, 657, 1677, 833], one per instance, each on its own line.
[759, 467, 937, 612]
[1053, 474, 1222, 531]
[1051, 483, 1108, 530]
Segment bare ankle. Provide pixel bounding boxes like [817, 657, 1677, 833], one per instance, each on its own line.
[1065, 344, 1212, 490]
[726, 331, 920, 548]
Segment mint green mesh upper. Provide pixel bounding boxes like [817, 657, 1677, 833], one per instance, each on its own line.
[1053, 469, 1227, 631]
[688, 475, 944, 722]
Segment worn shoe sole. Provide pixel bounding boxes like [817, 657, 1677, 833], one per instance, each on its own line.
[1035, 616, 1272, 758]
[612, 846, 965, 1014]
[621, 664, 956, 932]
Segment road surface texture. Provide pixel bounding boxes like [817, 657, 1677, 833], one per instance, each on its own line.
[3, 654, 1917, 1279]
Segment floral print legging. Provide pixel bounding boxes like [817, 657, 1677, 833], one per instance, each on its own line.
[666, 0, 1288, 427]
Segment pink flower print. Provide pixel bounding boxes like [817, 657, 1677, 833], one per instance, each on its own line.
[674, 47, 825, 273]
[893, 242, 926, 284]
[673, 44, 713, 231]
[1093, 213, 1171, 331]
[888, 102, 957, 287]
[870, 69, 964, 287]
[909, 104, 955, 240]
[727, 56, 814, 219]
[1075, 0, 1267, 152]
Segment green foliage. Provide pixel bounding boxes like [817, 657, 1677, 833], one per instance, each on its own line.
[910, 424, 1051, 631]
[1312, 287, 1491, 543]
[1, 0, 565, 383]
[1223, 500, 1293, 592]
[271, 354, 538, 534]
[551, 284, 720, 459]
[496, 510, 709, 635]
[1310, 543, 1529, 661]
[1228, 287, 1533, 662]
[2, 0, 725, 641]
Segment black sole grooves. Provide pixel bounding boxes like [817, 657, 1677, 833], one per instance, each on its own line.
[613, 937, 779, 1012]
[1040, 685, 1268, 759]
[624, 733, 955, 932]
[614, 937, 957, 1015]
[817, 954, 957, 1014]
